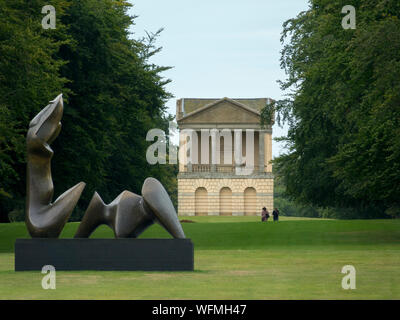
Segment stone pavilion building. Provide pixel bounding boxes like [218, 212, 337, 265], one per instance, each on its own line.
[176, 97, 274, 216]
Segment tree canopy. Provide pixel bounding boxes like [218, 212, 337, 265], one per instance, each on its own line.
[0, 0, 177, 222]
[262, 0, 400, 218]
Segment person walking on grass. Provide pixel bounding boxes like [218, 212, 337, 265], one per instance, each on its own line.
[272, 208, 280, 222]
[261, 207, 269, 222]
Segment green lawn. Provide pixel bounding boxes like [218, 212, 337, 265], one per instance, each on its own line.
[0, 216, 399, 299]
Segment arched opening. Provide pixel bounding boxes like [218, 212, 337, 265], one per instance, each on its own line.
[219, 187, 232, 216]
[195, 187, 208, 216]
[244, 187, 257, 216]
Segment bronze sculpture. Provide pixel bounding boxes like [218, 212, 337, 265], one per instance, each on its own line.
[74, 178, 185, 239]
[26, 94, 185, 240]
[26, 94, 86, 238]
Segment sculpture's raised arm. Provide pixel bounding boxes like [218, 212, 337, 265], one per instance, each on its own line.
[26, 94, 86, 238]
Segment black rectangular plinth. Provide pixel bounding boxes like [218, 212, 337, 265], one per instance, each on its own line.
[15, 239, 194, 271]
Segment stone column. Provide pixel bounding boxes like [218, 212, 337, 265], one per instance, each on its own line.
[259, 130, 265, 173]
[178, 131, 186, 172]
[264, 130, 272, 172]
[211, 130, 218, 172]
[234, 129, 242, 172]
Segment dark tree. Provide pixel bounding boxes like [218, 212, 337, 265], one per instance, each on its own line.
[262, 0, 400, 218]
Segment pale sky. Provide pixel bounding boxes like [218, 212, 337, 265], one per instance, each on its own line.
[128, 0, 310, 158]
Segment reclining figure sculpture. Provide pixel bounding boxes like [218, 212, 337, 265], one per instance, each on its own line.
[26, 94, 185, 239]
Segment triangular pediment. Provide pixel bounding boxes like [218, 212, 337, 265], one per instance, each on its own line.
[178, 98, 260, 124]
